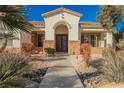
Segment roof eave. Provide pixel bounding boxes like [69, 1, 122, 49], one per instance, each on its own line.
[42, 7, 82, 18]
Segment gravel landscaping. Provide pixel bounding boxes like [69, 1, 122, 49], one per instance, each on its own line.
[23, 68, 48, 87]
[70, 55, 109, 88]
[80, 71, 107, 88]
[21, 56, 51, 88]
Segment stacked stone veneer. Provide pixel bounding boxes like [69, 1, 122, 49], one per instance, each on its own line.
[43, 40, 55, 49]
[91, 47, 102, 54]
[68, 40, 80, 55]
[43, 40, 80, 55]
[6, 48, 21, 53]
[43, 40, 55, 54]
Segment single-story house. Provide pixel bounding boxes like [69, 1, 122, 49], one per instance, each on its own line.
[0, 7, 113, 54]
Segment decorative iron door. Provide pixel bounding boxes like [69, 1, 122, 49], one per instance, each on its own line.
[56, 35, 68, 52]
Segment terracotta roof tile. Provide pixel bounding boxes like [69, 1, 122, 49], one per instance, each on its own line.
[30, 21, 104, 29]
[30, 21, 45, 28]
[79, 22, 104, 29]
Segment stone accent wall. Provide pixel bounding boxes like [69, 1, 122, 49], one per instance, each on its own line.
[68, 40, 80, 55]
[43, 40, 55, 49]
[5, 48, 21, 53]
[91, 47, 103, 54]
[43, 40, 55, 54]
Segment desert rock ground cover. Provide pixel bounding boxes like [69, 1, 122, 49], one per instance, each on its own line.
[70, 54, 108, 88]
[70, 51, 124, 88]
[1, 51, 124, 88]
[21, 55, 51, 88]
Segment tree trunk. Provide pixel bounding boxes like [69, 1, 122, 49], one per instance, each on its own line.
[0, 34, 8, 53]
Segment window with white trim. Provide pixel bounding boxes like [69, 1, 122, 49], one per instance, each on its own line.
[81, 34, 96, 47]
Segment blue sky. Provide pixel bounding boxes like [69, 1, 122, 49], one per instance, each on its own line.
[25, 5, 100, 22]
[25, 5, 124, 31]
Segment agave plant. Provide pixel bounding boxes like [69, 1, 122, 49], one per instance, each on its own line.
[102, 49, 124, 83]
[0, 51, 29, 87]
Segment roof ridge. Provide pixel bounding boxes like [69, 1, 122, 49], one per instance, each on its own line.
[42, 7, 82, 18]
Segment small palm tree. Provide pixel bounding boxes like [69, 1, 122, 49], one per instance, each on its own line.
[0, 5, 32, 52]
[97, 5, 124, 50]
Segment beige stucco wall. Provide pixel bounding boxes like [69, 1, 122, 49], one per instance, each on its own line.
[0, 32, 21, 48]
[21, 32, 31, 45]
[43, 12, 80, 41]
[6, 31, 31, 49]
[13, 32, 21, 48]
[0, 39, 13, 48]
[106, 32, 113, 47]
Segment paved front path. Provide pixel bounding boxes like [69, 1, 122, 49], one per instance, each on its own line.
[39, 56, 83, 88]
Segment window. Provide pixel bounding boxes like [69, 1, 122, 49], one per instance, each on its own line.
[81, 34, 96, 47]
[37, 34, 44, 47]
[81, 35, 84, 43]
[81, 35, 89, 43]
[91, 35, 96, 47]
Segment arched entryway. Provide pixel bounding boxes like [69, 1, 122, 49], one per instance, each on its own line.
[54, 24, 69, 52]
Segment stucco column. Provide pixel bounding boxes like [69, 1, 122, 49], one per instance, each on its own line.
[68, 28, 80, 55]
[68, 40, 80, 55]
[96, 35, 97, 47]
[43, 28, 55, 52]
[106, 32, 113, 47]
[43, 28, 55, 49]
[100, 33, 105, 48]
[13, 32, 21, 48]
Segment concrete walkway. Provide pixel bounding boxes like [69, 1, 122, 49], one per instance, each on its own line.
[39, 56, 83, 88]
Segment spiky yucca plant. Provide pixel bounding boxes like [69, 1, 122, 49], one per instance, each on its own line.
[0, 51, 29, 87]
[102, 49, 124, 83]
[116, 39, 124, 49]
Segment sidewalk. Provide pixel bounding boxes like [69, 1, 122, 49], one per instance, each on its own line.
[39, 56, 83, 88]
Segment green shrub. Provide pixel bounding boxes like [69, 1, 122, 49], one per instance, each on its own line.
[44, 48, 55, 56]
[0, 51, 29, 87]
[102, 49, 124, 83]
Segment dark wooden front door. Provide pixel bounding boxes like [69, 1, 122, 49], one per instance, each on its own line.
[56, 35, 68, 52]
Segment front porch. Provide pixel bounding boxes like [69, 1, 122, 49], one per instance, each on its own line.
[31, 25, 107, 55]
[30, 31, 104, 55]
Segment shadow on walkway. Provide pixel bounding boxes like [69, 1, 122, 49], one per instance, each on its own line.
[40, 74, 83, 88]
[39, 56, 83, 88]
